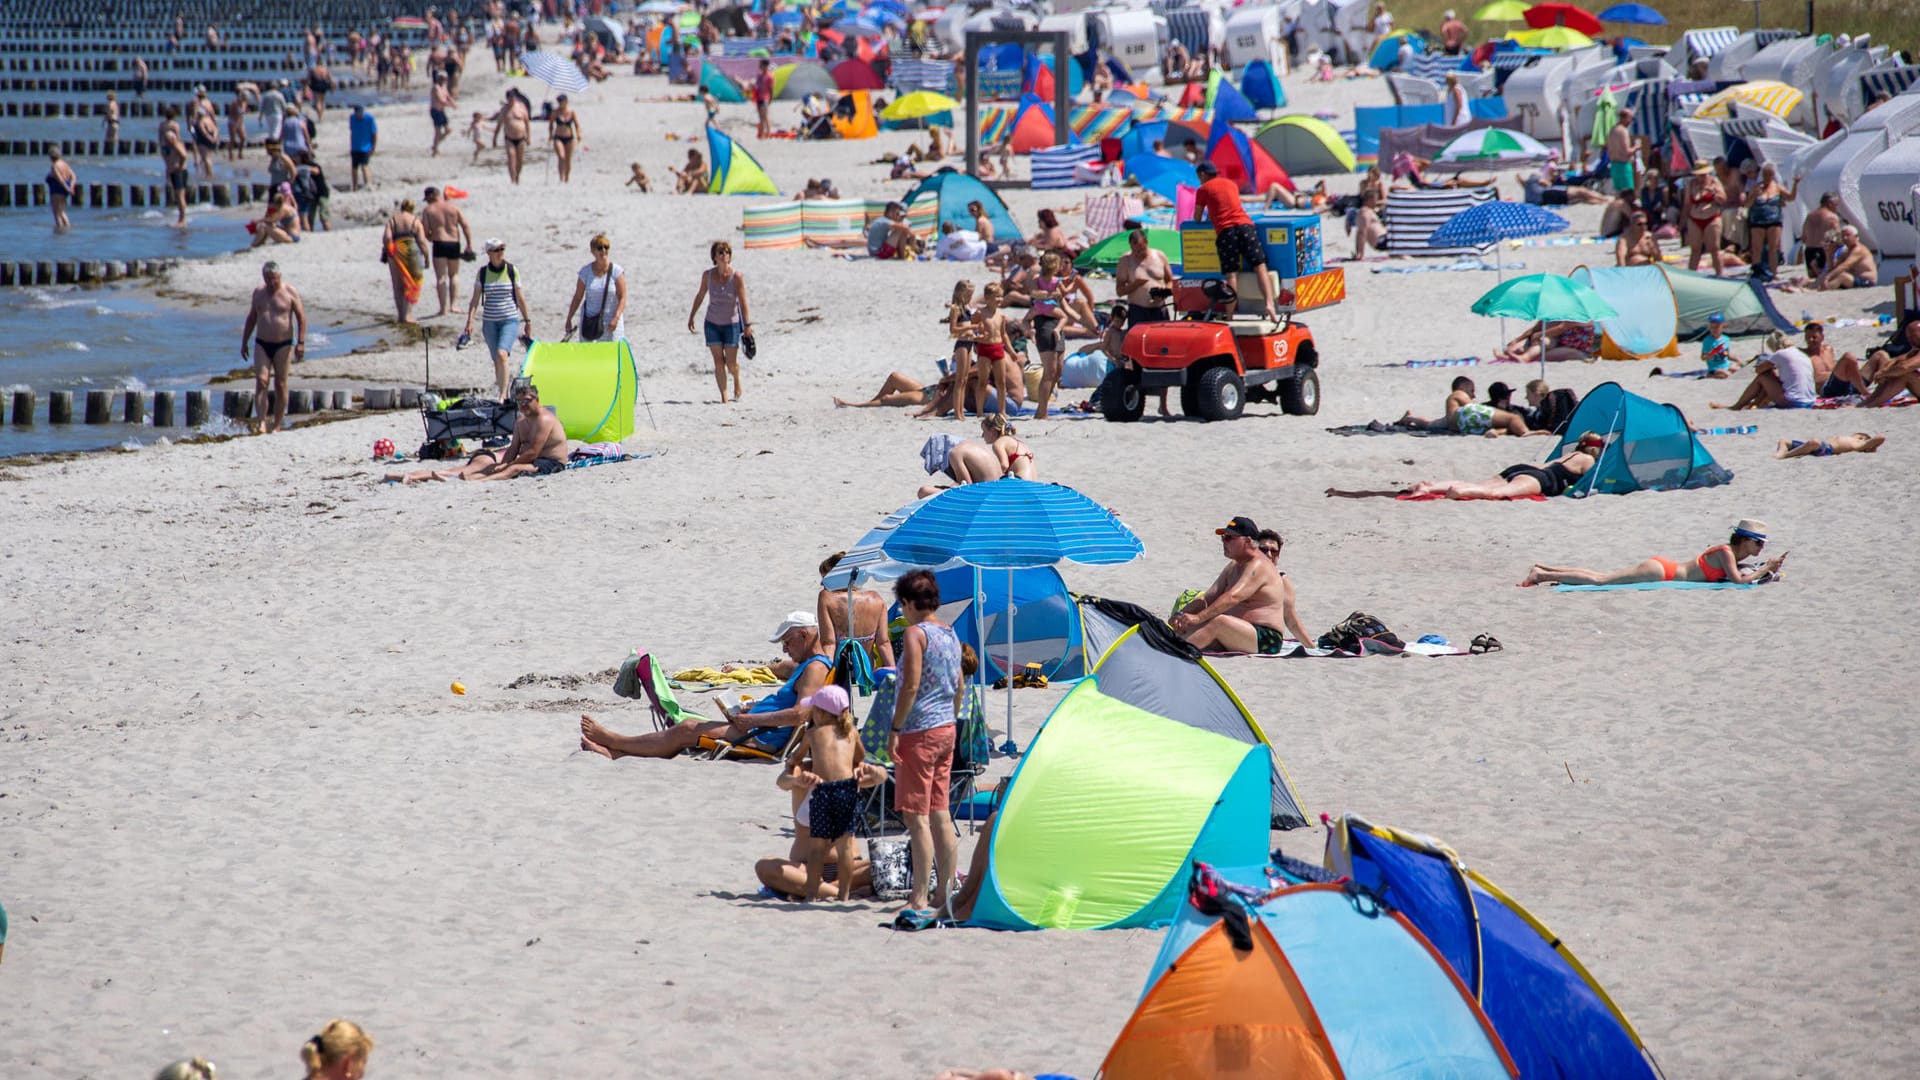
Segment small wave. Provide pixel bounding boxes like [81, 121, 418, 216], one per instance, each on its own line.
[307, 332, 331, 347]
[195, 415, 248, 438]
[119, 438, 146, 451]
[115, 376, 149, 393]
[53, 341, 91, 352]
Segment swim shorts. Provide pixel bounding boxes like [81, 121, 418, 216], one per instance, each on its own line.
[1255, 625, 1287, 655]
[1031, 315, 1060, 354]
[431, 239, 463, 261]
[808, 777, 859, 841]
[1609, 161, 1636, 192]
[533, 457, 565, 476]
[1214, 223, 1268, 273]
[1126, 302, 1169, 326]
[350, 150, 370, 167]
[892, 724, 954, 815]
[431, 108, 449, 129]
[167, 168, 190, 193]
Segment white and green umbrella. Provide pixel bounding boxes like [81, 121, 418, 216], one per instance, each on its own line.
[1432, 127, 1557, 168]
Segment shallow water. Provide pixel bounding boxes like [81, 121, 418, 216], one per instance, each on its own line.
[0, 284, 379, 457]
[0, 200, 250, 264]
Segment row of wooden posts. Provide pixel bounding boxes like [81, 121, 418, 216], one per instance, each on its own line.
[3, 387, 446, 426]
[0, 178, 278, 208]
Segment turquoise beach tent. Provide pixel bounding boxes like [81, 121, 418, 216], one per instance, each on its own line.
[902, 169, 1018, 239]
[1103, 861, 1519, 1078]
[965, 681, 1271, 931]
[906, 564, 1082, 684]
[1327, 815, 1662, 1079]
[705, 124, 778, 194]
[1240, 59, 1288, 111]
[699, 61, 747, 102]
[1546, 381, 1731, 495]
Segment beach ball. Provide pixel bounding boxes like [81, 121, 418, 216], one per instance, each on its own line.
[373, 438, 395, 458]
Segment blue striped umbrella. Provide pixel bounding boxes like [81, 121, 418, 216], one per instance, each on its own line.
[879, 477, 1143, 752]
[518, 50, 589, 94]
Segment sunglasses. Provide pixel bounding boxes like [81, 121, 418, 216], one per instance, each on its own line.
[591, 244, 609, 252]
[1259, 546, 1280, 556]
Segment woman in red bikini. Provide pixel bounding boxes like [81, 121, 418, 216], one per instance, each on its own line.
[1524, 519, 1785, 586]
[982, 413, 1035, 479]
[1683, 161, 1729, 277]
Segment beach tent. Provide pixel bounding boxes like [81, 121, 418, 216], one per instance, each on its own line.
[521, 340, 640, 441]
[903, 169, 1019, 240]
[1327, 815, 1661, 1079]
[830, 89, 879, 138]
[1119, 118, 1211, 162]
[1569, 264, 1680, 358]
[1122, 153, 1199, 202]
[1665, 266, 1793, 340]
[1075, 226, 1182, 273]
[1545, 381, 1733, 495]
[1008, 95, 1073, 154]
[1253, 115, 1357, 175]
[1240, 59, 1288, 111]
[1205, 69, 1258, 124]
[1205, 116, 1292, 194]
[771, 61, 837, 100]
[964, 681, 1273, 931]
[699, 61, 748, 102]
[1079, 604, 1308, 829]
[903, 565, 1084, 683]
[830, 57, 885, 90]
[705, 124, 779, 194]
[1369, 28, 1427, 70]
[1104, 863, 1519, 1080]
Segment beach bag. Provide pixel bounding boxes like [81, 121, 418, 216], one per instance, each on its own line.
[866, 834, 915, 901]
[581, 268, 608, 341]
[1316, 611, 1404, 653]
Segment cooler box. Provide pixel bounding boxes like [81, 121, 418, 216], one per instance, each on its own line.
[1179, 212, 1326, 280]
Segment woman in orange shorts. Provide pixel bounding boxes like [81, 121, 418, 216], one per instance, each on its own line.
[887, 568, 967, 926]
[1524, 519, 1785, 586]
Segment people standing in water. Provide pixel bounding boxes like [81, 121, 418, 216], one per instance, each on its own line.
[240, 261, 307, 435]
[102, 90, 120, 147]
[687, 240, 752, 403]
[548, 94, 582, 183]
[381, 197, 428, 324]
[1524, 519, 1786, 586]
[224, 88, 248, 161]
[44, 149, 75, 233]
[158, 106, 190, 227]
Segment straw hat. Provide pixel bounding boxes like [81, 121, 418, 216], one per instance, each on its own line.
[1732, 519, 1768, 541]
[1690, 160, 1713, 175]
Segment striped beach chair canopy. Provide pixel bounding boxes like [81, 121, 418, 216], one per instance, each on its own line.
[1680, 27, 1738, 64]
[1166, 9, 1213, 59]
[1407, 51, 1471, 82]
[1692, 80, 1803, 122]
[1860, 65, 1920, 107]
[889, 58, 956, 93]
[722, 37, 779, 57]
[1621, 79, 1670, 139]
[1382, 186, 1498, 257]
[1032, 143, 1105, 189]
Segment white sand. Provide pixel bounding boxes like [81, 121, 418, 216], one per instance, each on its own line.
[5, 52, 1920, 1080]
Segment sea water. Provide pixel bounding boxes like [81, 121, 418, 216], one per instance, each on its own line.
[0, 284, 378, 457]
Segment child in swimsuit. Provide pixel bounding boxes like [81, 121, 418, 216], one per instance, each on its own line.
[946, 280, 978, 420]
[971, 283, 1016, 414]
[796, 684, 862, 903]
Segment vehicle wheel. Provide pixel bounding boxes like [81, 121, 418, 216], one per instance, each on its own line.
[1194, 366, 1245, 421]
[1279, 368, 1320, 416]
[1099, 368, 1144, 422]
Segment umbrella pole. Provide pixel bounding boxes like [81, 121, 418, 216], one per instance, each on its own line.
[1001, 567, 1018, 756]
[1538, 316, 1546, 383]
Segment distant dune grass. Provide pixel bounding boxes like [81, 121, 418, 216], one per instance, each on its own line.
[1373, 0, 1913, 58]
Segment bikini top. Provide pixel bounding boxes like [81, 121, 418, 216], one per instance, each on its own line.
[1696, 545, 1732, 583]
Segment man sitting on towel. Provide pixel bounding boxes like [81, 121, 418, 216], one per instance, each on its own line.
[470, 380, 570, 480]
[1169, 516, 1311, 655]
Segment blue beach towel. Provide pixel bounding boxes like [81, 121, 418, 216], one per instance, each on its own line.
[1553, 581, 1759, 592]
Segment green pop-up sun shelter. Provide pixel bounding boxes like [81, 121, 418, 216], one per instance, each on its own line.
[965, 680, 1273, 931]
[1074, 227, 1182, 274]
[521, 340, 640, 441]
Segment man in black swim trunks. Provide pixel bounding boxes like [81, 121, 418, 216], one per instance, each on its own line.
[1169, 516, 1311, 654]
[240, 260, 306, 435]
[420, 185, 473, 317]
[471, 381, 572, 480]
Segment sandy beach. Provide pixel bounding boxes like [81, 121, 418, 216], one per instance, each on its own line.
[5, 44, 1920, 1080]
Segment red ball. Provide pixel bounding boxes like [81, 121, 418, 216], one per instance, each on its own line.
[373, 438, 395, 458]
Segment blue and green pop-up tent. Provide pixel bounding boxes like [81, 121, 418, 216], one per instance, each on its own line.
[705, 124, 778, 195]
[1545, 381, 1732, 495]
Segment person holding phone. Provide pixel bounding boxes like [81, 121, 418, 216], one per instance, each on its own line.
[1523, 519, 1785, 587]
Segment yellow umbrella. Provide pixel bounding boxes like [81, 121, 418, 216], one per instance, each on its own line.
[1693, 80, 1805, 121]
[1509, 25, 1595, 48]
[1474, 0, 1531, 19]
[880, 90, 961, 121]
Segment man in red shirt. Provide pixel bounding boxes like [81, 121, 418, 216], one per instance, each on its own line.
[1194, 160, 1280, 321]
[753, 58, 774, 139]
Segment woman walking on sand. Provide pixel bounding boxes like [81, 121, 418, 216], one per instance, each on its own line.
[548, 94, 582, 183]
[564, 233, 627, 342]
[687, 240, 752, 403]
[381, 197, 428, 324]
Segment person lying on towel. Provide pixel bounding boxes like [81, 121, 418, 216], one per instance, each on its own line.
[468, 381, 571, 480]
[1523, 518, 1786, 587]
[1399, 432, 1604, 500]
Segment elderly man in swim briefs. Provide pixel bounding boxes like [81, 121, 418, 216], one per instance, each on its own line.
[1169, 516, 1311, 655]
[469, 381, 569, 480]
[579, 612, 832, 760]
[420, 185, 473, 316]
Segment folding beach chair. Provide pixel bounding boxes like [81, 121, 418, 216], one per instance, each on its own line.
[855, 671, 990, 836]
[618, 648, 799, 762]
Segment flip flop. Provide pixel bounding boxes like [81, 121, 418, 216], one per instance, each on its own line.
[1470, 634, 1502, 655]
[891, 908, 939, 932]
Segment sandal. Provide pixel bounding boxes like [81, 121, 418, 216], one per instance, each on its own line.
[891, 908, 939, 932]
[1470, 634, 1502, 655]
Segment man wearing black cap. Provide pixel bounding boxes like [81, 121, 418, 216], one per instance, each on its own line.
[1170, 516, 1310, 654]
[1194, 160, 1281, 322]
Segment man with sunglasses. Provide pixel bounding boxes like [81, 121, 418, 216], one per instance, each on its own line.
[1169, 517, 1311, 655]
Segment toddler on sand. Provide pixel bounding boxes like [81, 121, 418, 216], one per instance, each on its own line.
[794, 684, 863, 902]
[466, 111, 488, 161]
[626, 161, 651, 192]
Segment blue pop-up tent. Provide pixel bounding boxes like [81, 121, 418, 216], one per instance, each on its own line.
[1546, 381, 1732, 495]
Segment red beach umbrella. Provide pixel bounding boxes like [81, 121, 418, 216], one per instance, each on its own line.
[1523, 2, 1603, 35]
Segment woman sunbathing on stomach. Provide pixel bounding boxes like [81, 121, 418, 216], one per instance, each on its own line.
[1524, 518, 1785, 586]
[1406, 432, 1605, 499]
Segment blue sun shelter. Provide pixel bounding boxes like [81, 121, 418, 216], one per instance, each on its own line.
[1547, 381, 1732, 495]
[909, 564, 1083, 684]
[903, 170, 1019, 239]
[1327, 815, 1663, 1079]
[1240, 59, 1288, 111]
[706, 125, 779, 195]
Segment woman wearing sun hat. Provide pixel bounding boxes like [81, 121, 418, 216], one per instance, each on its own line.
[1524, 519, 1787, 586]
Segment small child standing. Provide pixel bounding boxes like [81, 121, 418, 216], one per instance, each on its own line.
[467, 111, 488, 162]
[1701, 313, 1738, 378]
[971, 282, 1016, 415]
[626, 161, 651, 192]
[798, 684, 863, 903]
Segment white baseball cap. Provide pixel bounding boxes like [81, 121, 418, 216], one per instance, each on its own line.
[768, 611, 818, 641]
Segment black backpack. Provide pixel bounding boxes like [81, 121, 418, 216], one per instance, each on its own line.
[1316, 612, 1404, 654]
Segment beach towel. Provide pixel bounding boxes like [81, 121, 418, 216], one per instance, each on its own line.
[920, 433, 958, 474]
[1396, 492, 1546, 502]
[1551, 581, 1760, 592]
[563, 452, 646, 470]
[670, 666, 780, 686]
[1326, 421, 1472, 437]
[1382, 357, 1481, 368]
[1208, 639, 1472, 658]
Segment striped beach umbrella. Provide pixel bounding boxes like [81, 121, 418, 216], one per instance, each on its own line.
[519, 51, 589, 94]
[1692, 80, 1804, 121]
[1434, 126, 1556, 165]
